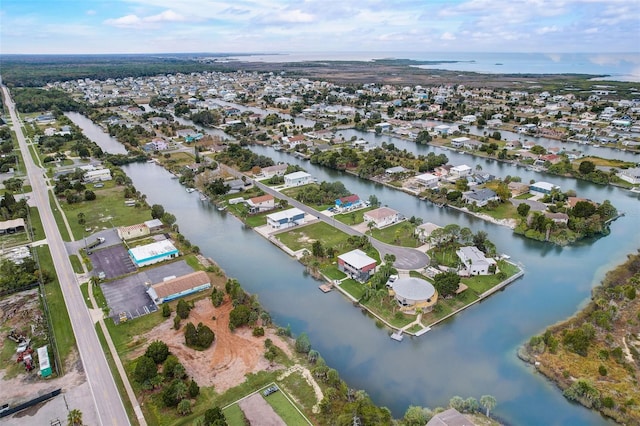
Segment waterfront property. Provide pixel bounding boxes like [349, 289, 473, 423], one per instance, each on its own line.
[456, 246, 496, 276]
[83, 168, 112, 183]
[415, 173, 439, 189]
[529, 181, 560, 195]
[390, 276, 438, 312]
[462, 188, 499, 207]
[363, 207, 401, 229]
[247, 194, 275, 213]
[337, 249, 377, 282]
[284, 171, 313, 187]
[146, 270, 211, 305]
[618, 167, 640, 184]
[117, 223, 150, 240]
[266, 207, 306, 229]
[259, 163, 288, 179]
[128, 240, 179, 267]
[334, 194, 362, 212]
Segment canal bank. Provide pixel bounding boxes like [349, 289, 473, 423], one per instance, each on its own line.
[67, 110, 638, 425]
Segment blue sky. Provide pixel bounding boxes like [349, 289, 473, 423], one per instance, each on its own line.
[1, 0, 638, 54]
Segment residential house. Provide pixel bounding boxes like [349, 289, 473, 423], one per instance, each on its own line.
[374, 122, 392, 132]
[247, 194, 275, 213]
[385, 166, 408, 176]
[284, 171, 313, 187]
[450, 137, 470, 148]
[415, 173, 439, 189]
[337, 249, 377, 282]
[415, 222, 442, 243]
[426, 408, 476, 426]
[260, 163, 288, 179]
[544, 212, 569, 225]
[335, 194, 362, 212]
[508, 182, 530, 197]
[364, 207, 400, 228]
[456, 246, 496, 276]
[618, 167, 640, 184]
[266, 208, 306, 229]
[462, 189, 499, 207]
[83, 168, 112, 183]
[530, 181, 559, 195]
[449, 165, 473, 178]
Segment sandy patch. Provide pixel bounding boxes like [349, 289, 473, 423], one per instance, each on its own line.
[131, 297, 292, 393]
[238, 393, 286, 426]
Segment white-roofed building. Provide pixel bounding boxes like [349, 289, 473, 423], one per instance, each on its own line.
[415, 173, 439, 189]
[284, 171, 313, 187]
[84, 168, 112, 183]
[390, 276, 438, 312]
[618, 167, 640, 185]
[529, 181, 560, 195]
[456, 246, 496, 276]
[363, 207, 400, 229]
[337, 249, 377, 282]
[147, 271, 211, 305]
[450, 165, 472, 178]
[128, 240, 179, 268]
[266, 207, 306, 229]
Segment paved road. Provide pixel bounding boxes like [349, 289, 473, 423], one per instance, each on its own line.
[2, 85, 130, 426]
[220, 165, 429, 270]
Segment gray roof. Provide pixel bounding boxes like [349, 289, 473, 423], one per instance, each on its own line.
[392, 277, 436, 301]
[463, 188, 497, 202]
[426, 408, 476, 426]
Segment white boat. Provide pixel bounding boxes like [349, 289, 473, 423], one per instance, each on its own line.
[629, 187, 640, 194]
[186, 188, 196, 193]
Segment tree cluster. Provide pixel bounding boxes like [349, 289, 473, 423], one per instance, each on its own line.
[216, 144, 274, 171]
[184, 322, 215, 350]
[294, 181, 350, 205]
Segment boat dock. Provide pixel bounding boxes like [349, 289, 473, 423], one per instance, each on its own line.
[390, 330, 404, 342]
[319, 284, 333, 293]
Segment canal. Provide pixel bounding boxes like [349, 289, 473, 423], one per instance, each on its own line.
[69, 113, 640, 425]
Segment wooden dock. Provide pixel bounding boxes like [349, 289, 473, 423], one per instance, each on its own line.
[319, 284, 333, 293]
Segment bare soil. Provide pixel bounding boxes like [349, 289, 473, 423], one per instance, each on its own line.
[0, 289, 86, 404]
[238, 393, 286, 426]
[131, 297, 292, 393]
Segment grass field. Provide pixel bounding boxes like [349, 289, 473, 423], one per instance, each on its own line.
[276, 222, 351, 252]
[223, 404, 246, 425]
[69, 254, 83, 273]
[320, 264, 346, 280]
[35, 245, 76, 371]
[49, 191, 71, 242]
[29, 206, 46, 241]
[370, 221, 421, 248]
[265, 390, 311, 425]
[0, 230, 30, 248]
[339, 279, 365, 300]
[333, 206, 374, 225]
[59, 185, 152, 240]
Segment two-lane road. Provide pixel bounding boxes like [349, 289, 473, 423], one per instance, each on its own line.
[2, 85, 130, 425]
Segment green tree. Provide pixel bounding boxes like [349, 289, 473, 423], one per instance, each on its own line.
[517, 203, 531, 217]
[188, 379, 200, 397]
[402, 405, 433, 425]
[67, 409, 83, 426]
[162, 303, 171, 317]
[465, 397, 479, 413]
[176, 299, 191, 319]
[480, 395, 497, 417]
[184, 322, 198, 346]
[177, 399, 192, 415]
[84, 190, 96, 201]
[229, 304, 251, 329]
[145, 340, 170, 364]
[449, 395, 465, 411]
[151, 204, 165, 219]
[433, 272, 460, 298]
[295, 332, 311, 354]
[134, 355, 157, 384]
[163, 355, 180, 378]
[578, 160, 596, 175]
[203, 407, 228, 426]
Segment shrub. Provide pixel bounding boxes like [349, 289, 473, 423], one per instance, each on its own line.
[602, 396, 615, 409]
[177, 399, 191, 416]
[229, 304, 251, 329]
[295, 332, 311, 354]
[162, 304, 171, 317]
[177, 299, 191, 319]
[203, 407, 227, 426]
[145, 340, 169, 364]
[185, 322, 215, 350]
[252, 327, 264, 337]
[173, 315, 181, 330]
[134, 356, 157, 384]
[211, 288, 224, 307]
[188, 379, 200, 398]
[163, 355, 180, 378]
[162, 379, 188, 407]
[598, 365, 608, 376]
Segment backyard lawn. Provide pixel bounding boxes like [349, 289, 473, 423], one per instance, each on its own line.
[333, 206, 374, 225]
[339, 279, 365, 300]
[320, 264, 347, 280]
[264, 389, 311, 425]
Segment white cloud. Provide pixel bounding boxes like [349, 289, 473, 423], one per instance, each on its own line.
[104, 14, 142, 27]
[441, 32, 456, 41]
[104, 9, 187, 28]
[145, 10, 187, 23]
[536, 26, 559, 34]
[86, 10, 97, 16]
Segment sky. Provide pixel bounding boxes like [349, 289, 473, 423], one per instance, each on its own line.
[0, 0, 639, 55]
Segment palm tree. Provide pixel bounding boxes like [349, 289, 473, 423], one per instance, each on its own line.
[367, 220, 376, 235]
[67, 409, 83, 426]
[480, 395, 497, 417]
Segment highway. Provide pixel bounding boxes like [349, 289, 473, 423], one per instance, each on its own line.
[1, 85, 130, 425]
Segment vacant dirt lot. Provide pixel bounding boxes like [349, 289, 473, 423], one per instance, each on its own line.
[132, 297, 292, 392]
[238, 393, 285, 426]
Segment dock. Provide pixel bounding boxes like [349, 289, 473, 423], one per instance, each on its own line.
[318, 284, 333, 293]
[390, 330, 404, 342]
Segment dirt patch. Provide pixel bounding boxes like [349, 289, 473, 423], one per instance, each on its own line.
[238, 393, 285, 426]
[131, 297, 292, 393]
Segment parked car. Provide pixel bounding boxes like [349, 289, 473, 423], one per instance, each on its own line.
[263, 385, 279, 397]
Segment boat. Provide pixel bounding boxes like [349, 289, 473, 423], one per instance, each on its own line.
[629, 187, 640, 194]
[186, 188, 196, 193]
[217, 205, 226, 211]
[199, 193, 208, 201]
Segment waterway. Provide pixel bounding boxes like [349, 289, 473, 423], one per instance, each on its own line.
[68, 113, 640, 425]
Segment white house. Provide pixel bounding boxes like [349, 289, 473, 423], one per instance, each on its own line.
[530, 181, 560, 195]
[284, 171, 313, 187]
[450, 137, 471, 148]
[449, 165, 472, 178]
[456, 246, 496, 276]
[266, 207, 306, 229]
[618, 167, 640, 185]
[247, 194, 275, 213]
[84, 168, 112, 183]
[461, 115, 477, 123]
[415, 173, 439, 189]
[260, 164, 288, 179]
[363, 207, 400, 228]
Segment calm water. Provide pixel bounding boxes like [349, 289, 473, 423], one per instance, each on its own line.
[70, 114, 640, 425]
[227, 51, 640, 82]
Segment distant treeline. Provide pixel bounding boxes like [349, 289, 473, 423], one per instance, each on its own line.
[12, 88, 84, 113]
[0, 55, 234, 87]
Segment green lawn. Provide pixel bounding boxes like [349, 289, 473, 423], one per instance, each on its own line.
[515, 193, 534, 200]
[362, 296, 416, 328]
[462, 260, 519, 294]
[478, 202, 517, 220]
[279, 371, 318, 413]
[339, 279, 365, 300]
[0, 230, 30, 248]
[104, 309, 166, 357]
[320, 264, 347, 280]
[265, 390, 311, 425]
[428, 246, 460, 268]
[276, 222, 351, 252]
[69, 254, 83, 273]
[223, 404, 246, 425]
[370, 222, 421, 248]
[49, 191, 71, 242]
[333, 206, 374, 225]
[29, 206, 46, 241]
[59, 185, 152, 240]
[35, 246, 76, 371]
